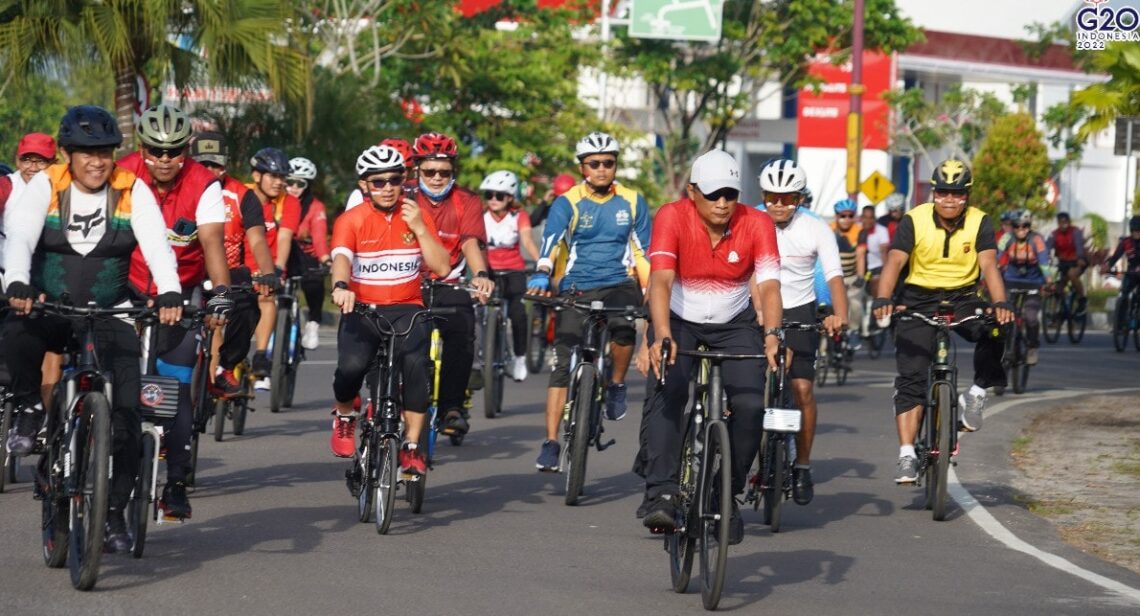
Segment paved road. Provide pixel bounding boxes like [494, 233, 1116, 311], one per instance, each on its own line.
[1, 328, 1138, 615]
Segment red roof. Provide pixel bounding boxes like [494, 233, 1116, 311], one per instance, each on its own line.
[905, 30, 1081, 72]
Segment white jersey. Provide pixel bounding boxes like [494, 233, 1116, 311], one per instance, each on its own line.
[863, 223, 890, 270]
[774, 210, 843, 309]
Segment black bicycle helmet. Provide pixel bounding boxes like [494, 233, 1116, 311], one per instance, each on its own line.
[57, 105, 122, 149]
[250, 147, 290, 175]
[0, 163, 12, 176]
[1130, 215, 1140, 232]
[930, 159, 973, 191]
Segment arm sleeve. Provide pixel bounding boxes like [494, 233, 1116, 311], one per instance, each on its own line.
[536, 195, 573, 269]
[2, 173, 51, 287]
[329, 212, 356, 262]
[647, 204, 678, 271]
[130, 179, 181, 294]
[890, 216, 915, 253]
[195, 180, 226, 225]
[309, 200, 330, 258]
[240, 191, 265, 230]
[975, 215, 997, 252]
[752, 211, 781, 283]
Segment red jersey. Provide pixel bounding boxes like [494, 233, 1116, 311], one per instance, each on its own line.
[330, 205, 439, 306]
[221, 176, 249, 269]
[119, 152, 220, 293]
[649, 199, 780, 324]
[418, 187, 486, 281]
[1050, 226, 1084, 262]
[244, 189, 301, 272]
[485, 208, 531, 271]
[296, 196, 329, 259]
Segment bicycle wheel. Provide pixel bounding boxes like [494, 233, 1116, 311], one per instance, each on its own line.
[270, 306, 289, 412]
[669, 420, 698, 593]
[527, 311, 547, 374]
[1068, 309, 1087, 344]
[868, 329, 885, 359]
[483, 305, 502, 419]
[928, 383, 953, 521]
[762, 433, 787, 532]
[815, 349, 828, 387]
[1043, 293, 1061, 344]
[283, 363, 299, 409]
[69, 392, 110, 590]
[130, 431, 156, 559]
[355, 433, 374, 523]
[836, 351, 850, 386]
[41, 453, 69, 568]
[0, 400, 13, 492]
[187, 432, 200, 488]
[564, 367, 595, 506]
[232, 397, 248, 436]
[1012, 334, 1029, 394]
[697, 420, 731, 610]
[375, 438, 400, 534]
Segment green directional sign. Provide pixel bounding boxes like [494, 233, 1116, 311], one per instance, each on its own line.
[628, 0, 726, 42]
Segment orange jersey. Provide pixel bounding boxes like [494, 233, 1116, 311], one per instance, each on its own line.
[330, 205, 438, 306]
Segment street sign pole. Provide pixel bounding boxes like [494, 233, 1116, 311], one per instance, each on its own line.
[1126, 119, 1133, 224]
[847, 0, 865, 200]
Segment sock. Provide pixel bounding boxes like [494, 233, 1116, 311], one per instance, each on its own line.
[406, 443, 418, 450]
[899, 445, 916, 459]
[969, 384, 987, 398]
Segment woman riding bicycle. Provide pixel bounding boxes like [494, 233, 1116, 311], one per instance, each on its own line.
[998, 209, 1052, 366]
[481, 170, 539, 382]
[285, 156, 332, 351]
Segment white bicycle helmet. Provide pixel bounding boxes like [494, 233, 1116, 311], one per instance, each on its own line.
[356, 145, 405, 177]
[479, 170, 518, 195]
[885, 192, 906, 211]
[575, 131, 620, 160]
[289, 157, 317, 180]
[758, 159, 807, 193]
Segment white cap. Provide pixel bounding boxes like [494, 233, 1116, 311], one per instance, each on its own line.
[690, 149, 741, 193]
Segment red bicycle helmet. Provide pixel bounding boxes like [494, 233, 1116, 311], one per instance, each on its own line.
[552, 173, 577, 196]
[380, 138, 414, 170]
[412, 132, 458, 160]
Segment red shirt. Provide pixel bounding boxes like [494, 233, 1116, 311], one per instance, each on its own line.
[418, 187, 486, 281]
[296, 196, 329, 259]
[245, 190, 301, 272]
[485, 208, 531, 271]
[649, 199, 780, 324]
[330, 204, 439, 306]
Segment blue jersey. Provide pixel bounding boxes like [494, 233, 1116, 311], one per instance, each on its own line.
[754, 203, 832, 306]
[538, 183, 651, 292]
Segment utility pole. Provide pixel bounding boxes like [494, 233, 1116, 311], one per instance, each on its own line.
[846, 0, 865, 200]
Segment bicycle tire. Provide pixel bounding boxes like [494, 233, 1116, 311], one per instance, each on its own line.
[130, 431, 156, 559]
[763, 433, 787, 532]
[564, 367, 595, 506]
[1012, 334, 1029, 394]
[1113, 307, 1128, 352]
[0, 400, 13, 492]
[669, 419, 698, 593]
[41, 456, 69, 568]
[270, 306, 290, 412]
[283, 364, 298, 409]
[929, 383, 953, 521]
[868, 329, 885, 358]
[375, 438, 399, 535]
[213, 398, 227, 442]
[356, 434, 375, 523]
[232, 397, 249, 436]
[698, 420, 731, 610]
[483, 305, 501, 419]
[1043, 293, 1061, 344]
[69, 392, 111, 590]
[815, 353, 828, 386]
[836, 361, 850, 386]
[1068, 310, 1087, 344]
[526, 308, 547, 374]
[187, 432, 200, 488]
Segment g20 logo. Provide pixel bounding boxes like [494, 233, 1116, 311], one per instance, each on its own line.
[1076, 3, 1139, 33]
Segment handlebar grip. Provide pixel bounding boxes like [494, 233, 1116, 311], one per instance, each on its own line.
[429, 307, 460, 316]
[658, 337, 672, 387]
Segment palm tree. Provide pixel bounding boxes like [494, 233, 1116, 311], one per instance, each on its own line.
[0, 0, 310, 148]
[1070, 42, 1140, 140]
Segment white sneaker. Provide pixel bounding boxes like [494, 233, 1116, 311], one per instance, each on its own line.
[254, 377, 272, 391]
[302, 321, 320, 350]
[510, 356, 528, 382]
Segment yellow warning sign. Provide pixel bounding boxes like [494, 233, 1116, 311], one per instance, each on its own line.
[860, 170, 895, 205]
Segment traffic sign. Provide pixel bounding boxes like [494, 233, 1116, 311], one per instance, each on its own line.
[629, 0, 726, 42]
[1044, 178, 1059, 206]
[860, 170, 895, 205]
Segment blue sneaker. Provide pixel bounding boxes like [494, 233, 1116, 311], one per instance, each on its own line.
[604, 383, 627, 421]
[535, 440, 561, 472]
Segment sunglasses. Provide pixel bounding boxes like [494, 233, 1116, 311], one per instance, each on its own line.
[145, 145, 186, 159]
[766, 193, 801, 206]
[484, 191, 511, 202]
[285, 178, 309, 189]
[18, 155, 51, 167]
[836, 213, 855, 219]
[1014, 223, 1031, 230]
[583, 159, 616, 170]
[933, 190, 967, 200]
[367, 176, 405, 189]
[700, 187, 740, 202]
[419, 168, 453, 179]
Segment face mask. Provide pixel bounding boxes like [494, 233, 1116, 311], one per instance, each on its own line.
[419, 178, 455, 201]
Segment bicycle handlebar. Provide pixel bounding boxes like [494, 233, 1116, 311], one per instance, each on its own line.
[893, 310, 993, 329]
[523, 294, 646, 319]
[354, 305, 457, 337]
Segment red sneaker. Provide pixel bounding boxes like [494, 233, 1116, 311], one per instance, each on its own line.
[211, 369, 242, 398]
[330, 412, 357, 458]
[399, 444, 427, 476]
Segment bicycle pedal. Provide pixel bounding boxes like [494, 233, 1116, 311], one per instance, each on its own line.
[157, 513, 188, 525]
[400, 472, 424, 481]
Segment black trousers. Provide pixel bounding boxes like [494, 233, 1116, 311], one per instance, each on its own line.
[423, 285, 475, 412]
[333, 307, 430, 413]
[218, 268, 261, 370]
[493, 270, 529, 356]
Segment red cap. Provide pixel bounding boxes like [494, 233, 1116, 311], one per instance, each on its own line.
[17, 133, 57, 160]
[552, 173, 577, 196]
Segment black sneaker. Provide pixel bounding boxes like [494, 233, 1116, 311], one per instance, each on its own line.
[440, 409, 469, 436]
[251, 352, 271, 378]
[160, 481, 192, 520]
[104, 508, 131, 554]
[793, 467, 814, 505]
[635, 495, 652, 519]
[642, 494, 679, 533]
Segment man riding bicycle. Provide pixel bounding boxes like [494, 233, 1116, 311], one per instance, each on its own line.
[832, 198, 865, 350]
[1103, 215, 1140, 331]
[872, 159, 1014, 484]
[527, 131, 650, 473]
[327, 145, 450, 477]
[1047, 211, 1088, 315]
[639, 149, 782, 543]
[998, 210, 1052, 366]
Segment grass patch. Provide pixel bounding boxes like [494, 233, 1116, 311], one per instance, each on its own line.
[1027, 499, 1077, 517]
[1011, 434, 1033, 457]
[1111, 459, 1140, 479]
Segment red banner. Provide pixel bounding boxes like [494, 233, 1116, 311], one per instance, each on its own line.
[796, 50, 892, 150]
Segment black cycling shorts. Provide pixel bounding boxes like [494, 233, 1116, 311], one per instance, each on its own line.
[783, 302, 819, 381]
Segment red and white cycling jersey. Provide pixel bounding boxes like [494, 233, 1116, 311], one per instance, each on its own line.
[330, 204, 438, 306]
[485, 208, 530, 271]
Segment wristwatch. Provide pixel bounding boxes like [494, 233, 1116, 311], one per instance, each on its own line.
[764, 328, 783, 339]
[333, 281, 349, 291]
[475, 271, 490, 279]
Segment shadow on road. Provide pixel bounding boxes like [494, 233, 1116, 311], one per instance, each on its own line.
[716, 547, 856, 610]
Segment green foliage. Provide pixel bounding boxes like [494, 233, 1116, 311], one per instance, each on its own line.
[884, 85, 1008, 163]
[0, 78, 68, 162]
[1084, 212, 1109, 251]
[971, 112, 1051, 219]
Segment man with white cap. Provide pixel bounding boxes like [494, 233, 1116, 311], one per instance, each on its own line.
[638, 149, 783, 543]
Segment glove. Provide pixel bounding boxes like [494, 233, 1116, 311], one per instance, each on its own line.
[852, 277, 865, 290]
[274, 266, 285, 279]
[527, 271, 550, 292]
[993, 301, 1014, 313]
[255, 272, 281, 292]
[206, 291, 235, 317]
[871, 297, 892, 312]
[156, 292, 183, 310]
[6, 281, 37, 301]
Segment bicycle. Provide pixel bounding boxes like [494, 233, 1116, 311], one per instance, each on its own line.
[525, 294, 644, 506]
[32, 302, 155, 590]
[423, 278, 483, 446]
[1042, 268, 1086, 344]
[996, 288, 1038, 395]
[269, 272, 310, 413]
[745, 322, 817, 533]
[815, 327, 851, 387]
[481, 272, 514, 419]
[1111, 273, 1140, 352]
[0, 381, 20, 493]
[891, 307, 994, 521]
[347, 305, 455, 534]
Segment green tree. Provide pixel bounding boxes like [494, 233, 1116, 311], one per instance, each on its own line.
[971, 112, 1051, 218]
[884, 85, 1008, 165]
[0, 0, 310, 149]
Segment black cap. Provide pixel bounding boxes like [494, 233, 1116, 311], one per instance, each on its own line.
[190, 131, 227, 165]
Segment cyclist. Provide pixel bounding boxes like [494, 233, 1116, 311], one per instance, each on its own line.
[755, 159, 846, 505]
[2, 134, 58, 272]
[639, 150, 782, 541]
[998, 210, 1052, 366]
[284, 157, 332, 350]
[859, 205, 890, 298]
[878, 192, 907, 241]
[527, 131, 650, 472]
[3, 105, 183, 553]
[244, 148, 301, 391]
[343, 137, 416, 210]
[996, 210, 1015, 250]
[530, 172, 577, 227]
[481, 169, 539, 381]
[327, 145, 450, 476]
[1047, 211, 1088, 314]
[871, 159, 1014, 484]
[1103, 215, 1140, 333]
[118, 104, 233, 520]
[188, 134, 280, 395]
[409, 132, 493, 438]
[832, 198, 865, 350]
